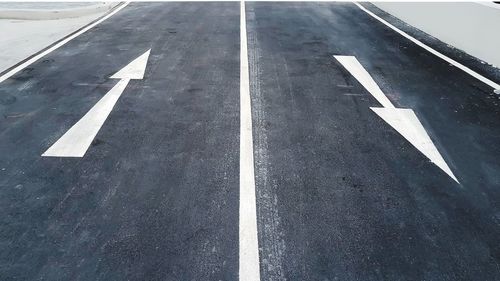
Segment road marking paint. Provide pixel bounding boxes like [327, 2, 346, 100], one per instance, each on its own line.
[111, 49, 150, 80]
[239, 1, 261, 281]
[354, 2, 500, 91]
[371, 107, 458, 183]
[335, 55, 459, 183]
[42, 49, 150, 157]
[334, 56, 394, 109]
[0, 2, 129, 84]
[42, 79, 130, 157]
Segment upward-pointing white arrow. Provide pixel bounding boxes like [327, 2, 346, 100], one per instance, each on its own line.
[42, 49, 151, 157]
[334, 55, 459, 183]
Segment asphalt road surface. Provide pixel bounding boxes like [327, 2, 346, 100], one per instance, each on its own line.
[1, 2, 500, 281]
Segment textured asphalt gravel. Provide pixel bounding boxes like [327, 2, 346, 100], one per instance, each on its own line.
[1, 2, 500, 280]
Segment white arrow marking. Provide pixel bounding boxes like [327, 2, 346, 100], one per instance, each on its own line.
[334, 56, 395, 109]
[334, 55, 458, 183]
[371, 108, 458, 183]
[111, 49, 150, 80]
[42, 49, 151, 157]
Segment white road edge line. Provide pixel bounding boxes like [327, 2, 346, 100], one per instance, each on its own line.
[0, 2, 130, 84]
[239, 1, 261, 281]
[354, 2, 500, 91]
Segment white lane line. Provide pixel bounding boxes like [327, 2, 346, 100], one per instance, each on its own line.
[354, 2, 500, 91]
[0, 2, 129, 84]
[42, 79, 130, 157]
[239, 1, 261, 281]
[334, 55, 395, 109]
[42, 49, 150, 157]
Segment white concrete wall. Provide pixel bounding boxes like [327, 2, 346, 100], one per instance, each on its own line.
[373, 2, 500, 69]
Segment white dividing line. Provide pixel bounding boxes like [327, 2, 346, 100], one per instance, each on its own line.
[354, 2, 500, 91]
[0, 2, 129, 84]
[239, 1, 261, 281]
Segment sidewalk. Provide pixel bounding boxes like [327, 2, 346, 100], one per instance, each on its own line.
[0, 2, 120, 74]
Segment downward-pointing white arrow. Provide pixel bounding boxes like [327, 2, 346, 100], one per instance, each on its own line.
[42, 49, 151, 157]
[334, 55, 459, 183]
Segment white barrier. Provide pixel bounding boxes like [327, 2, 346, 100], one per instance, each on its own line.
[374, 2, 500, 69]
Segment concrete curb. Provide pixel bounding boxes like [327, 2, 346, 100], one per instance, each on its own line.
[0, 2, 120, 20]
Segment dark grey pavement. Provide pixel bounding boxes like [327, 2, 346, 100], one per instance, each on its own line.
[1, 2, 500, 281]
[247, 2, 500, 280]
[1, 3, 239, 280]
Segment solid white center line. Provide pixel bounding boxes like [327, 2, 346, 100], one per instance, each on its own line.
[355, 2, 500, 91]
[239, 1, 261, 281]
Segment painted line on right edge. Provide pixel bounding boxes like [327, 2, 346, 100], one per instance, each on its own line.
[354, 2, 500, 91]
[239, 1, 261, 281]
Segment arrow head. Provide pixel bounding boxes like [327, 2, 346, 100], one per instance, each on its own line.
[111, 49, 151, 80]
[371, 107, 459, 183]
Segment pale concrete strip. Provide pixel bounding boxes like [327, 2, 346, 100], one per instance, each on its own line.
[355, 2, 500, 91]
[239, 1, 261, 281]
[0, 2, 129, 84]
[0, 3, 119, 20]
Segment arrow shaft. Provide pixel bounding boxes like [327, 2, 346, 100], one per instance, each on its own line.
[43, 78, 130, 157]
[334, 56, 395, 109]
